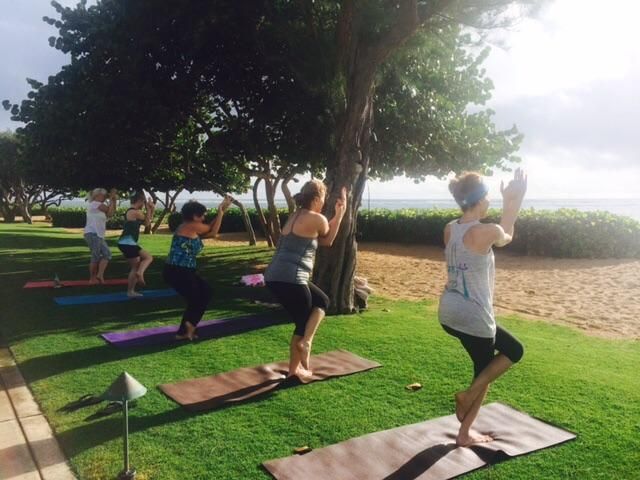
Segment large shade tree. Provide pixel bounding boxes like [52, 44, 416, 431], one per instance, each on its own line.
[5, 0, 541, 310]
[276, 1, 541, 312]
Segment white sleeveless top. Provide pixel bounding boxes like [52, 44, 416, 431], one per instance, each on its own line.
[438, 219, 496, 338]
[84, 201, 107, 238]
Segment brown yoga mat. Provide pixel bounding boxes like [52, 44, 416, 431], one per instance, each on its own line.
[159, 350, 381, 412]
[263, 402, 576, 480]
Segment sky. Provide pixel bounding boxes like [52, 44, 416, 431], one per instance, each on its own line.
[1, 0, 638, 200]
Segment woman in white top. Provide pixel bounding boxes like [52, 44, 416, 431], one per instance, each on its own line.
[439, 169, 527, 446]
[83, 188, 117, 284]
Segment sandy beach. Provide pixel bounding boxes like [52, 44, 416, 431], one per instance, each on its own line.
[357, 242, 640, 340]
[211, 233, 640, 340]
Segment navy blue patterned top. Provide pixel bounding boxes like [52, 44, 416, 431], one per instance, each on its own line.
[166, 235, 204, 269]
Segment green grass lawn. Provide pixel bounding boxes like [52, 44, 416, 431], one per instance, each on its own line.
[0, 222, 639, 479]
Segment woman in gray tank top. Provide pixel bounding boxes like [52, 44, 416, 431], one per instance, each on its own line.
[265, 180, 346, 381]
[438, 169, 527, 447]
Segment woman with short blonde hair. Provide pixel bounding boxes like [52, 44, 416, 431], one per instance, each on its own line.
[84, 188, 118, 284]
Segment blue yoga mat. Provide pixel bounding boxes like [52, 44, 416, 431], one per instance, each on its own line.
[54, 289, 177, 306]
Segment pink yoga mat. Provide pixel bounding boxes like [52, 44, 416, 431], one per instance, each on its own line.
[23, 279, 129, 289]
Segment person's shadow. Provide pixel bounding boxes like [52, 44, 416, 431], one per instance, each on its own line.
[383, 442, 508, 480]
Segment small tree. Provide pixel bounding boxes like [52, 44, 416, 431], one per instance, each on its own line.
[0, 131, 74, 223]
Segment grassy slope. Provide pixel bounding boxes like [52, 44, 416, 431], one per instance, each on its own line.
[0, 222, 638, 479]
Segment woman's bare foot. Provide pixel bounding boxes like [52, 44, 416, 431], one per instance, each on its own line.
[136, 272, 146, 286]
[96, 276, 105, 284]
[298, 341, 311, 369]
[88, 278, 99, 285]
[287, 367, 313, 381]
[175, 322, 198, 341]
[456, 430, 493, 447]
[455, 391, 474, 422]
[127, 291, 143, 298]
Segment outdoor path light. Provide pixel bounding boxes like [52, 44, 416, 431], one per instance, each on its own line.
[102, 372, 147, 480]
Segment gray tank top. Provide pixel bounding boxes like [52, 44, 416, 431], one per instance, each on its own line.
[264, 213, 318, 284]
[438, 219, 496, 338]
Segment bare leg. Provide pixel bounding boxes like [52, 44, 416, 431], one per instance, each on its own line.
[456, 385, 493, 446]
[96, 259, 109, 283]
[136, 250, 153, 286]
[299, 308, 325, 371]
[88, 262, 99, 283]
[288, 334, 311, 380]
[126, 258, 142, 297]
[456, 354, 513, 421]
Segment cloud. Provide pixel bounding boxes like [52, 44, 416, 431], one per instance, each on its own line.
[0, 0, 77, 131]
[490, 75, 640, 169]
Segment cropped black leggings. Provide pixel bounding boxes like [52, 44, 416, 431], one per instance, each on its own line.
[442, 324, 524, 378]
[163, 264, 213, 335]
[266, 281, 330, 336]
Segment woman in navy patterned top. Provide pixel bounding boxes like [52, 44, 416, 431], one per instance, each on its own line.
[163, 197, 232, 340]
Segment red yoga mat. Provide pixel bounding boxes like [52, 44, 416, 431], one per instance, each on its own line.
[23, 279, 129, 289]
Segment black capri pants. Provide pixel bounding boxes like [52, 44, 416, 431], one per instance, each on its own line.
[442, 324, 524, 378]
[266, 281, 330, 336]
[163, 263, 213, 335]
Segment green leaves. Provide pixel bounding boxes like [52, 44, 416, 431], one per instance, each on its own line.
[359, 208, 640, 259]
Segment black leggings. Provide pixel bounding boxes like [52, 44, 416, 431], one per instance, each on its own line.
[442, 324, 524, 378]
[266, 281, 329, 336]
[163, 264, 213, 335]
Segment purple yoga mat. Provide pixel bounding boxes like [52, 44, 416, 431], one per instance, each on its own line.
[101, 312, 286, 348]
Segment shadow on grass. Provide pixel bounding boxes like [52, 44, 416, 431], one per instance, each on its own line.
[57, 407, 189, 457]
[18, 342, 187, 383]
[58, 391, 285, 457]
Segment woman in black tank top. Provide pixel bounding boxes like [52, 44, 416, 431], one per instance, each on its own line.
[117, 191, 155, 297]
[265, 180, 346, 381]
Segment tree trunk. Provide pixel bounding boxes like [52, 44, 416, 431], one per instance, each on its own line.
[231, 198, 257, 246]
[17, 182, 32, 224]
[150, 190, 182, 234]
[313, 94, 373, 314]
[253, 178, 274, 247]
[314, 1, 430, 313]
[282, 175, 296, 214]
[19, 203, 32, 224]
[1, 207, 16, 223]
[264, 178, 282, 244]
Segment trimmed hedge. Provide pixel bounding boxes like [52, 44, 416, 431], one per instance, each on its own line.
[359, 208, 640, 258]
[52, 205, 640, 259]
[49, 207, 164, 230]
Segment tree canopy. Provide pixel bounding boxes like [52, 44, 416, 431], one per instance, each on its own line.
[4, 0, 545, 309]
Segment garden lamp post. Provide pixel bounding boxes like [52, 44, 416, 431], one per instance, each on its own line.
[102, 372, 147, 480]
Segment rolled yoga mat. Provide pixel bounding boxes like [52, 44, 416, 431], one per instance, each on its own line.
[54, 288, 177, 305]
[263, 402, 576, 480]
[101, 312, 286, 348]
[24, 279, 129, 289]
[159, 350, 381, 412]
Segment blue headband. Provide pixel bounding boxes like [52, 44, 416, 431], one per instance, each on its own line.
[459, 183, 488, 208]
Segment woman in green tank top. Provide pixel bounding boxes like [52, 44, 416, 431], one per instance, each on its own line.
[117, 191, 155, 297]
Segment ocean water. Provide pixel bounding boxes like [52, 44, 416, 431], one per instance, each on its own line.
[194, 197, 640, 221]
[60, 198, 640, 221]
